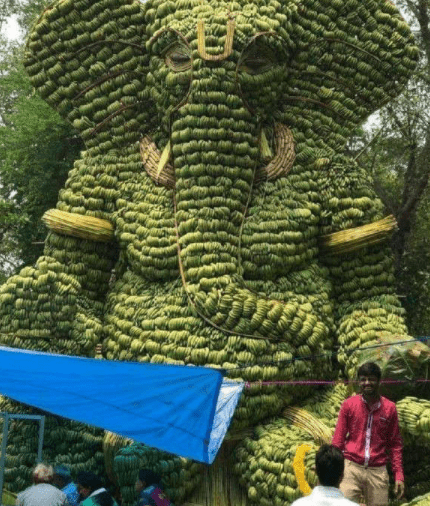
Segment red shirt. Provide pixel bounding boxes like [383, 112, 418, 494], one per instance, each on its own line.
[332, 394, 404, 482]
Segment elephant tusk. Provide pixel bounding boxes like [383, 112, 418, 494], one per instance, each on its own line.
[259, 128, 273, 161]
[140, 124, 295, 189]
[255, 123, 296, 183]
[140, 136, 175, 189]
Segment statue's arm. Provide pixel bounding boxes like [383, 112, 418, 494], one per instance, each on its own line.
[0, 159, 119, 355]
[318, 155, 428, 379]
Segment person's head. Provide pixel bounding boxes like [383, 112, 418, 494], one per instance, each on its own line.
[135, 469, 162, 494]
[315, 444, 344, 488]
[76, 471, 103, 500]
[357, 361, 381, 397]
[52, 465, 72, 489]
[32, 463, 54, 485]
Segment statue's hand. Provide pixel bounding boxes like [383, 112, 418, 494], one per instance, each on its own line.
[354, 333, 430, 401]
[0, 256, 102, 355]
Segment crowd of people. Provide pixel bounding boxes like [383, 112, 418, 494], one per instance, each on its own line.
[14, 361, 403, 506]
[15, 464, 171, 506]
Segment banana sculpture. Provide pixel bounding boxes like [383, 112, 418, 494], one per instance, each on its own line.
[0, 0, 430, 503]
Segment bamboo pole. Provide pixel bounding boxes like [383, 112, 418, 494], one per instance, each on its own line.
[184, 440, 249, 506]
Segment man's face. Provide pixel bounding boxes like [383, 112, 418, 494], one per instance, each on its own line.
[135, 478, 145, 494]
[77, 483, 91, 500]
[359, 374, 380, 397]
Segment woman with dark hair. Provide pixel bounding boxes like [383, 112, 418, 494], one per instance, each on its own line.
[76, 471, 118, 506]
[135, 469, 172, 506]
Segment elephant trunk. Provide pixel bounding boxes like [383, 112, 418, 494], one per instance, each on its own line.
[172, 97, 258, 287]
[171, 91, 320, 343]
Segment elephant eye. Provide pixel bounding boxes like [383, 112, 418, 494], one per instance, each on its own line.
[239, 57, 273, 75]
[239, 45, 277, 75]
[165, 44, 192, 72]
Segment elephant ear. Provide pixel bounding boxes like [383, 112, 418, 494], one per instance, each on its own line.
[281, 0, 419, 147]
[24, 0, 151, 148]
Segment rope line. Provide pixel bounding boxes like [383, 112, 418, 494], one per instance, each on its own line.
[244, 379, 430, 388]
[225, 336, 430, 372]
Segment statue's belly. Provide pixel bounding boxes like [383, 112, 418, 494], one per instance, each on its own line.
[240, 182, 321, 280]
[103, 264, 334, 428]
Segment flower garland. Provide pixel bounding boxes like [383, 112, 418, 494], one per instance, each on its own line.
[293, 444, 313, 496]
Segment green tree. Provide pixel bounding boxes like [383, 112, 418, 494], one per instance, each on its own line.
[349, 0, 430, 336]
[0, 4, 83, 276]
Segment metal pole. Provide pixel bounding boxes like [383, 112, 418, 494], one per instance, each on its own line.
[37, 416, 45, 463]
[0, 413, 10, 502]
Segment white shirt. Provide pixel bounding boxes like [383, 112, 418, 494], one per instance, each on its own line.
[88, 488, 107, 497]
[16, 483, 69, 506]
[291, 486, 358, 506]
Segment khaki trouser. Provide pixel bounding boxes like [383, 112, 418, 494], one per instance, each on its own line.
[340, 459, 389, 506]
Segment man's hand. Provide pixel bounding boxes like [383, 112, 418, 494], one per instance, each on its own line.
[394, 480, 405, 499]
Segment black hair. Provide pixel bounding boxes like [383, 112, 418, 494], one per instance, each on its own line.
[53, 465, 72, 485]
[315, 444, 344, 487]
[138, 469, 162, 487]
[76, 471, 103, 492]
[357, 362, 382, 381]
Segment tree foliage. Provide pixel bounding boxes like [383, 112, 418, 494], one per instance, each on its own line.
[0, 2, 83, 278]
[349, 0, 430, 336]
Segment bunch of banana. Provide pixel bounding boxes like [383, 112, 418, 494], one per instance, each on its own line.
[283, 0, 418, 152]
[103, 431, 133, 484]
[397, 397, 430, 445]
[400, 491, 430, 506]
[301, 383, 350, 429]
[25, 0, 150, 151]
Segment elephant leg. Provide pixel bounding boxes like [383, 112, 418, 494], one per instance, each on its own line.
[232, 416, 319, 506]
[231, 384, 352, 506]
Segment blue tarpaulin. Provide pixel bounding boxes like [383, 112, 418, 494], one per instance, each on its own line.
[0, 345, 244, 464]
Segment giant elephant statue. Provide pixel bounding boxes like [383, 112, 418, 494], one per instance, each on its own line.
[1, 0, 430, 503]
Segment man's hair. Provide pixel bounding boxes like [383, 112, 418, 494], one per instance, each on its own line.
[54, 465, 72, 485]
[315, 445, 344, 487]
[357, 361, 382, 381]
[33, 463, 54, 484]
[76, 471, 103, 492]
[138, 469, 162, 487]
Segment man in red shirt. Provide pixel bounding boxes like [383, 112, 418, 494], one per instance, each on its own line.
[332, 362, 404, 505]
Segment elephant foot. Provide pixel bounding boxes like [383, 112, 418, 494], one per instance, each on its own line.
[232, 416, 323, 506]
[230, 385, 352, 506]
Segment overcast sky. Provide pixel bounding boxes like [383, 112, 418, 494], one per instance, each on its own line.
[4, 15, 22, 42]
